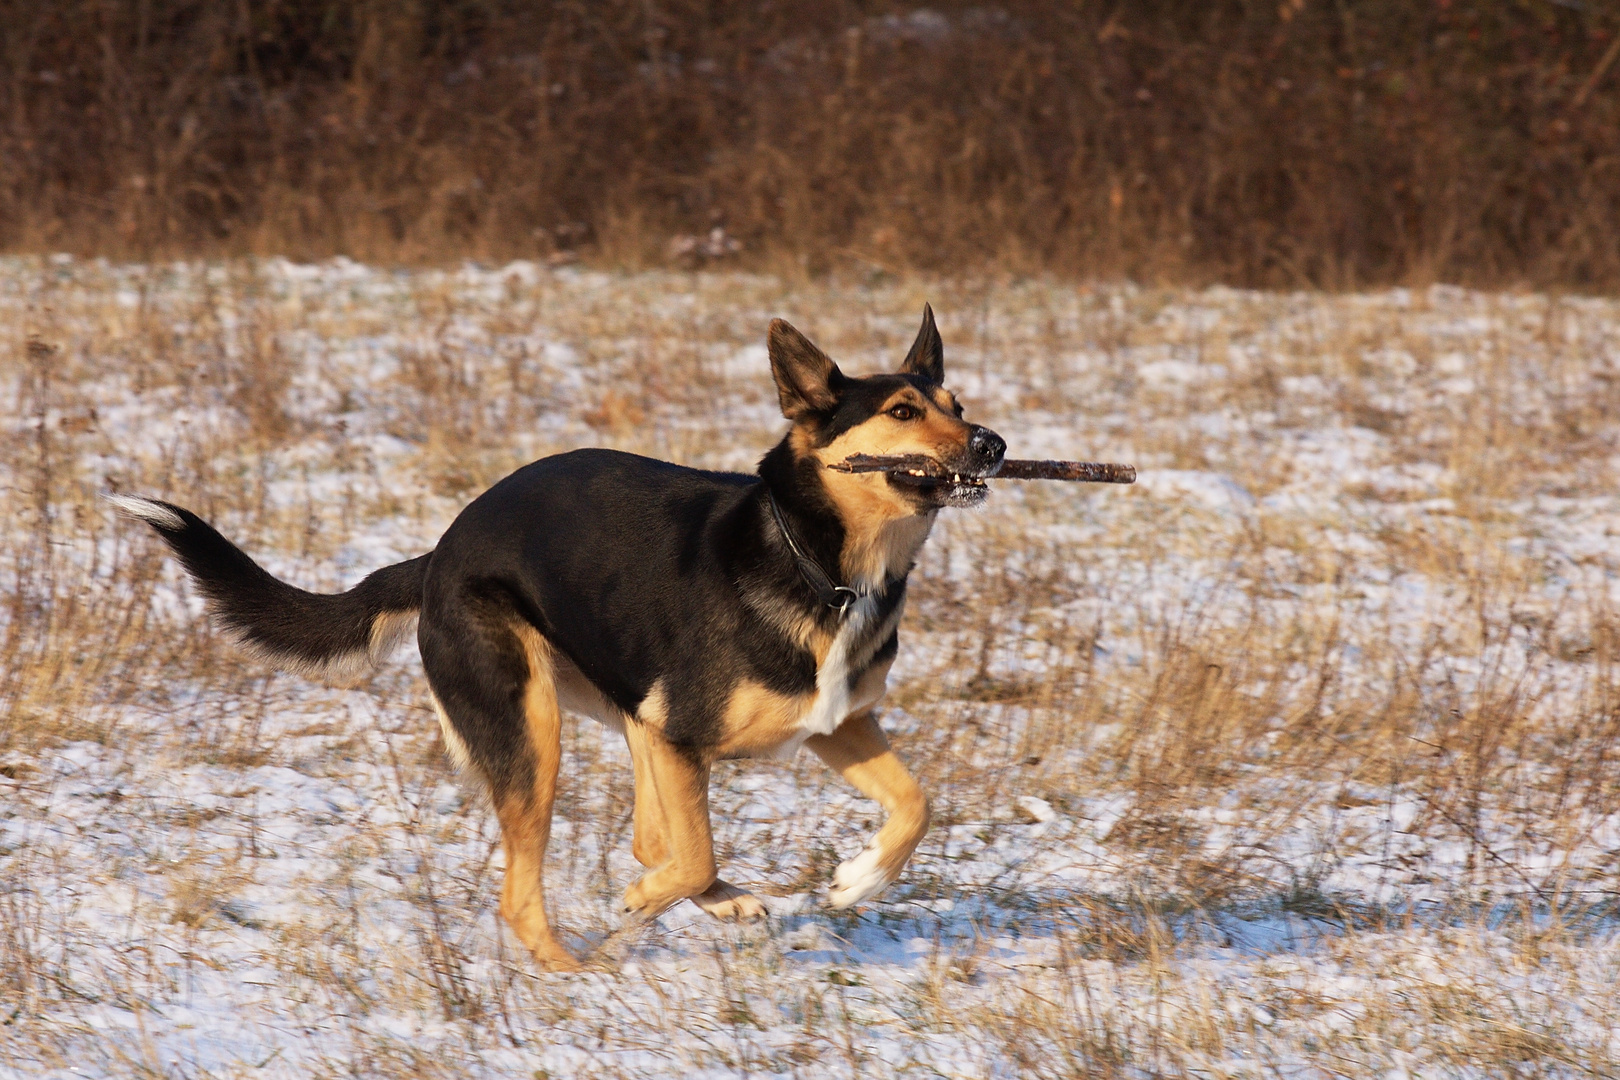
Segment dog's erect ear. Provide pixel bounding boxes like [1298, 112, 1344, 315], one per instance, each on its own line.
[769, 319, 843, 419]
[899, 303, 944, 383]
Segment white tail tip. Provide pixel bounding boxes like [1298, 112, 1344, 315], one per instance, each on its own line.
[102, 493, 185, 531]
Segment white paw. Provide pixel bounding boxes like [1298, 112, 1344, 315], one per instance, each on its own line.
[827, 841, 896, 909]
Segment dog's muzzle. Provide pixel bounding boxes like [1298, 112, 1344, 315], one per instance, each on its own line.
[888, 425, 1007, 506]
[969, 426, 1007, 471]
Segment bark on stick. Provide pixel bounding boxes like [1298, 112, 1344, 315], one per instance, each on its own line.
[827, 453, 1136, 484]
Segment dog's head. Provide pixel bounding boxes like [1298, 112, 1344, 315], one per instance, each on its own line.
[769, 305, 1006, 514]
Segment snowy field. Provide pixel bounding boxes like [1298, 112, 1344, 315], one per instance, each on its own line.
[4, 257, 1620, 1077]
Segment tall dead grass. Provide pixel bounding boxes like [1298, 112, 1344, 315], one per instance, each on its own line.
[4, 2, 1620, 289]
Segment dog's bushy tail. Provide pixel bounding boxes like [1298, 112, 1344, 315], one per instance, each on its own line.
[108, 494, 430, 678]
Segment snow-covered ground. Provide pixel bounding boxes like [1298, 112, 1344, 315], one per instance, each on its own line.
[3, 258, 1620, 1076]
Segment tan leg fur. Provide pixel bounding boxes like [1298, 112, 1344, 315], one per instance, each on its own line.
[806, 708, 931, 908]
[620, 726, 720, 921]
[492, 626, 582, 972]
[623, 723, 766, 922]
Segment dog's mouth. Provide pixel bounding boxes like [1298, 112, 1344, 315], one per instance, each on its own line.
[887, 465, 991, 506]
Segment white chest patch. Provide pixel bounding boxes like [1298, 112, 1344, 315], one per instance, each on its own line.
[800, 594, 884, 737]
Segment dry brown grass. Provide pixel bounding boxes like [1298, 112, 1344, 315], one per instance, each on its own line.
[5, 2, 1620, 289]
[2, 258, 1620, 1074]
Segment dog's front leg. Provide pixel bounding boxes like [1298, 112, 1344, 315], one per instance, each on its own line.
[623, 723, 765, 922]
[620, 724, 719, 921]
[806, 708, 931, 908]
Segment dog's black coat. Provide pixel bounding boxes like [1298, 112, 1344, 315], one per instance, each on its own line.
[115, 308, 1004, 801]
[120, 500, 429, 672]
[122, 441, 919, 796]
[421, 447, 905, 790]
[114, 306, 1011, 957]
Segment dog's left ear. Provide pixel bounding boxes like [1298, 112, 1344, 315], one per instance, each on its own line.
[899, 303, 944, 383]
[769, 319, 844, 419]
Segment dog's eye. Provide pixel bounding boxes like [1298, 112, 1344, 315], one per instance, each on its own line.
[951, 400, 964, 418]
[888, 404, 920, 421]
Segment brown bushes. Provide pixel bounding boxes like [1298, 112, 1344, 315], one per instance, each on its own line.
[3, 1, 1619, 289]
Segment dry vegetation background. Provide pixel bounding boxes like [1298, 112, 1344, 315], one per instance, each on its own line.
[4, 0, 1620, 288]
[2, 259, 1620, 1075]
[6, 1, 1620, 1075]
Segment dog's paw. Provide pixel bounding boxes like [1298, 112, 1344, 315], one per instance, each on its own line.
[827, 841, 897, 910]
[622, 870, 705, 923]
[692, 879, 767, 922]
[620, 880, 669, 924]
[535, 947, 586, 974]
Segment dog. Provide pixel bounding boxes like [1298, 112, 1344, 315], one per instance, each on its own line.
[109, 305, 1006, 971]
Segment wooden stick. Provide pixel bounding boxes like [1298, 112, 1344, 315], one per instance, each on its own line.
[827, 453, 1135, 484]
[992, 459, 1136, 483]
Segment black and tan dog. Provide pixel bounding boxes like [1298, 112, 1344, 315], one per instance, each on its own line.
[110, 306, 1005, 971]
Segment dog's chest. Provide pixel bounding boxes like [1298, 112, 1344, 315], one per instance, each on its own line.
[800, 594, 889, 736]
[714, 594, 898, 758]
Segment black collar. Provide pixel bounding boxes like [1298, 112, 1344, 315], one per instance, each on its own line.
[766, 491, 867, 617]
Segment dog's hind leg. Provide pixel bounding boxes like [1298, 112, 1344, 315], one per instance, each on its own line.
[500, 625, 580, 970]
[624, 724, 765, 923]
[806, 708, 930, 909]
[421, 607, 580, 972]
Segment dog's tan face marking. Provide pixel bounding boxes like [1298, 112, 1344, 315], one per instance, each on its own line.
[809, 387, 973, 587]
[765, 309, 975, 587]
[861, 386, 972, 453]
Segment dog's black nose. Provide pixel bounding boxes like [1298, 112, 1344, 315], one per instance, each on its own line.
[970, 426, 1006, 464]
